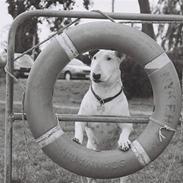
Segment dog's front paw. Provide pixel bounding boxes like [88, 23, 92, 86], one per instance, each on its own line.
[118, 138, 131, 152]
[72, 137, 81, 144]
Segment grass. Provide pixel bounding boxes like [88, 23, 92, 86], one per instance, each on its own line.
[0, 79, 183, 183]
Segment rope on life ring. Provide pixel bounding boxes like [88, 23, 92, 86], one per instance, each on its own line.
[25, 21, 181, 179]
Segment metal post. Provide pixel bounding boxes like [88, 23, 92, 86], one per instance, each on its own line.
[4, 20, 16, 183]
[5, 10, 183, 183]
[13, 113, 150, 124]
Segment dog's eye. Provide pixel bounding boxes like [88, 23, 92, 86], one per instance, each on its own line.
[106, 56, 112, 61]
[93, 56, 96, 60]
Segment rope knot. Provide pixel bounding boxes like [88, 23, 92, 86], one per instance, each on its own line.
[150, 117, 176, 142]
[158, 125, 176, 142]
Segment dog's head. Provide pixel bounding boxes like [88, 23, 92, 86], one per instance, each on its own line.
[90, 50, 125, 85]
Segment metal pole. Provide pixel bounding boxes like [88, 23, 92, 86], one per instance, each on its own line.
[8, 10, 183, 23]
[5, 10, 183, 183]
[4, 16, 17, 183]
[13, 113, 150, 124]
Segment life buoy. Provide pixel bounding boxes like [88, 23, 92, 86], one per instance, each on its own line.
[25, 22, 181, 178]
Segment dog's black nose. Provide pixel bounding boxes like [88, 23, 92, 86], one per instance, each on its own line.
[93, 73, 101, 80]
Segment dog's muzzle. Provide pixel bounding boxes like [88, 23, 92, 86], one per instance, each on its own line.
[92, 73, 101, 83]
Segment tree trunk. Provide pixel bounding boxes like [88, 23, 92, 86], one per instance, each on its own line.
[138, 0, 156, 40]
[15, 19, 39, 55]
[7, 0, 40, 57]
[112, 0, 115, 12]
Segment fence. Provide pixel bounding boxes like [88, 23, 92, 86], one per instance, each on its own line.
[4, 10, 183, 183]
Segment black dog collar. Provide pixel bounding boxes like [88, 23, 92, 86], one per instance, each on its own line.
[91, 85, 123, 106]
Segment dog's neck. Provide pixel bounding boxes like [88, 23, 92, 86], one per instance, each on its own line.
[91, 79, 123, 99]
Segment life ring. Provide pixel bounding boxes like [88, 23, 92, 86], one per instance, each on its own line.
[25, 22, 181, 178]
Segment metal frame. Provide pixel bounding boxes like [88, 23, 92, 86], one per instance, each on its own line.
[4, 10, 183, 183]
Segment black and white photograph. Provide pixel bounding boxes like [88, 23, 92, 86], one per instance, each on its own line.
[0, 0, 183, 183]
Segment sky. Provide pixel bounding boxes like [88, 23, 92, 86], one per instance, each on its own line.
[0, 0, 158, 52]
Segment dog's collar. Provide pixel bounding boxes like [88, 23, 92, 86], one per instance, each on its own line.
[91, 85, 123, 106]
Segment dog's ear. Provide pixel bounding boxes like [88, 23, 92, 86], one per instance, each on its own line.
[114, 51, 126, 62]
[115, 51, 123, 58]
[89, 49, 99, 59]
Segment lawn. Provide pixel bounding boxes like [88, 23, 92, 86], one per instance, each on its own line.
[0, 79, 182, 183]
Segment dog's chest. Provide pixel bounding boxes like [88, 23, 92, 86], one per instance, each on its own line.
[80, 89, 129, 150]
[85, 94, 122, 150]
[86, 122, 120, 150]
[87, 121, 120, 138]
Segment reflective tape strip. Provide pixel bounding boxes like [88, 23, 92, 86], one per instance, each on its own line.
[145, 53, 171, 75]
[35, 123, 64, 148]
[131, 140, 151, 166]
[56, 32, 79, 60]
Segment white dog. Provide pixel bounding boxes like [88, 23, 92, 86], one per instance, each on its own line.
[73, 50, 133, 183]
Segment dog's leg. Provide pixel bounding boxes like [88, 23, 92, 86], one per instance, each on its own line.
[86, 140, 96, 150]
[88, 178, 97, 183]
[80, 176, 89, 183]
[118, 123, 133, 152]
[120, 176, 128, 183]
[80, 176, 96, 183]
[74, 122, 86, 144]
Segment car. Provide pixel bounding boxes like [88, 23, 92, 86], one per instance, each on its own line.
[58, 59, 91, 80]
[0, 56, 5, 68]
[13, 53, 34, 78]
[0, 52, 34, 78]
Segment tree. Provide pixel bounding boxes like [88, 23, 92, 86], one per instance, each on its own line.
[154, 0, 183, 51]
[112, 0, 115, 12]
[6, 0, 75, 56]
[121, 0, 155, 98]
[138, 0, 156, 39]
[83, 0, 91, 10]
[121, 57, 152, 99]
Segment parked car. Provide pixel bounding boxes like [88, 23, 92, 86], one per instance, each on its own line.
[0, 52, 34, 78]
[13, 53, 34, 78]
[58, 59, 90, 80]
[0, 55, 6, 68]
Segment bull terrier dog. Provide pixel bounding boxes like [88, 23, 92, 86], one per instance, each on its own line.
[73, 50, 133, 183]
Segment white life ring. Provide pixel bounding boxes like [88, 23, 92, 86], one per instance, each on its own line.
[25, 22, 181, 178]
